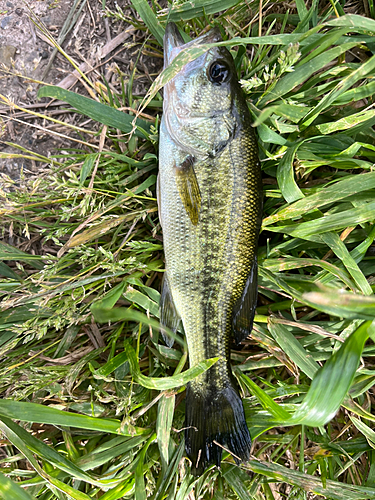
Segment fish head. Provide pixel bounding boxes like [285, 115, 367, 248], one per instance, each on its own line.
[163, 23, 241, 158]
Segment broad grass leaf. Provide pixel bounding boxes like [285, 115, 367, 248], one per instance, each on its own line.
[0, 262, 21, 281]
[0, 418, 92, 500]
[9, 272, 129, 308]
[256, 122, 288, 145]
[135, 433, 156, 500]
[156, 393, 175, 469]
[174, 473, 196, 500]
[238, 371, 291, 420]
[303, 291, 375, 320]
[263, 257, 356, 291]
[0, 305, 52, 327]
[92, 352, 130, 381]
[158, 0, 242, 21]
[0, 472, 36, 500]
[125, 286, 159, 317]
[91, 282, 185, 346]
[221, 463, 253, 500]
[246, 459, 375, 499]
[334, 80, 375, 105]
[124, 342, 218, 390]
[245, 407, 284, 439]
[130, 0, 164, 45]
[320, 232, 372, 295]
[302, 54, 375, 127]
[38, 86, 151, 138]
[351, 417, 375, 449]
[153, 442, 186, 500]
[253, 103, 312, 126]
[133, 174, 157, 194]
[265, 200, 375, 239]
[316, 109, 375, 135]
[66, 215, 131, 248]
[257, 42, 359, 107]
[263, 171, 375, 226]
[277, 142, 304, 202]
[93, 306, 181, 341]
[326, 13, 375, 33]
[92, 280, 126, 311]
[76, 435, 147, 471]
[351, 224, 375, 264]
[298, 27, 349, 64]
[0, 399, 147, 435]
[289, 321, 373, 426]
[349, 371, 375, 399]
[343, 397, 375, 423]
[80, 153, 99, 184]
[98, 478, 134, 500]
[0, 242, 44, 269]
[0, 417, 104, 487]
[268, 320, 319, 379]
[294, 0, 309, 31]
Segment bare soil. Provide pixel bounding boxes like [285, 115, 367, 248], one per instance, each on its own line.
[0, 0, 161, 184]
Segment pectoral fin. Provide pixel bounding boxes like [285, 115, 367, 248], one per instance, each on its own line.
[232, 258, 258, 345]
[160, 272, 180, 347]
[174, 156, 201, 226]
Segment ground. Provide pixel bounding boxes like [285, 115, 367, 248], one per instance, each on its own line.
[0, 0, 160, 182]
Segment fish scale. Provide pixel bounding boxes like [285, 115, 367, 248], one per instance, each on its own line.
[158, 23, 262, 475]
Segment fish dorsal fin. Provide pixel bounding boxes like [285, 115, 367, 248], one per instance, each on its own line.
[232, 258, 258, 345]
[160, 272, 181, 347]
[174, 156, 201, 225]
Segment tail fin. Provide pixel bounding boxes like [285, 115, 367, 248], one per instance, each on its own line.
[185, 382, 251, 476]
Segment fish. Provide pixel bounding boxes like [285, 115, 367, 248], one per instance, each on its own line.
[157, 23, 263, 475]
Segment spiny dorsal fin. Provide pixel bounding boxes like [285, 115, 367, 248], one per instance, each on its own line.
[174, 156, 201, 226]
[232, 258, 258, 345]
[160, 273, 180, 347]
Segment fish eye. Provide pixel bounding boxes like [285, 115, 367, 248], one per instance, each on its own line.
[208, 61, 230, 85]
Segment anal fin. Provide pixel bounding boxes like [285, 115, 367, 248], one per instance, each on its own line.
[232, 258, 258, 345]
[160, 272, 180, 347]
[174, 156, 201, 226]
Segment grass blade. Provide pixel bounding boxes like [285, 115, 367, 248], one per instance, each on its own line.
[156, 393, 175, 469]
[276, 142, 305, 202]
[289, 320, 373, 426]
[0, 418, 103, 487]
[159, 0, 242, 21]
[0, 473, 36, 500]
[320, 232, 372, 295]
[263, 171, 375, 226]
[38, 86, 151, 137]
[265, 201, 375, 239]
[0, 400, 148, 435]
[130, 0, 164, 45]
[268, 320, 319, 379]
[246, 459, 375, 499]
[125, 342, 218, 390]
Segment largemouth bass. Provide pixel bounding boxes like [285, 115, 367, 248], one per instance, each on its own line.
[158, 23, 263, 475]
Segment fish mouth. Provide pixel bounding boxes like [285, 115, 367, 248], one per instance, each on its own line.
[164, 22, 222, 67]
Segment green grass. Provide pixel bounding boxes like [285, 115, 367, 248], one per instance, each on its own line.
[1, 1, 375, 498]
